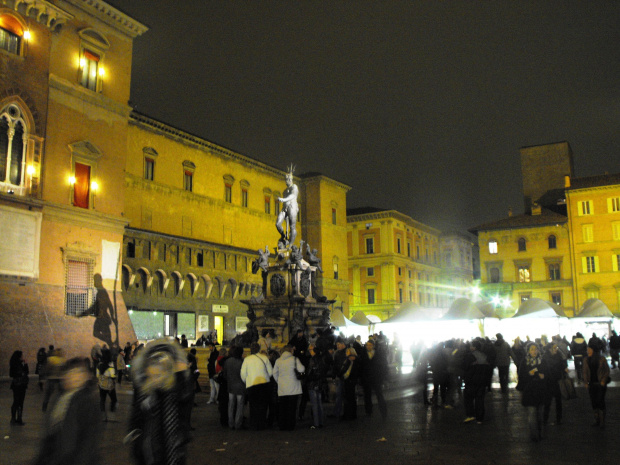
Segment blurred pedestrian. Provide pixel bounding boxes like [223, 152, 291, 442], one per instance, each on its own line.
[517, 343, 549, 442]
[340, 347, 361, 420]
[583, 339, 610, 428]
[33, 357, 100, 465]
[126, 339, 189, 465]
[35, 347, 47, 391]
[97, 348, 117, 421]
[306, 344, 327, 429]
[9, 350, 29, 425]
[542, 343, 567, 425]
[241, 342, 273, 430]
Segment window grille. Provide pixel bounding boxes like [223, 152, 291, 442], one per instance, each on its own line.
[65, 258, 96, 316]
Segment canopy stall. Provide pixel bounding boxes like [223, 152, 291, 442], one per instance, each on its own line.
[331, 308, 369, 340]
[570, 298, 616, 338]
[498, 298, 570, 342]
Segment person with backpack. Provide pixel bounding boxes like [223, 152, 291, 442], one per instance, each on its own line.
[97, 349, 117, 421]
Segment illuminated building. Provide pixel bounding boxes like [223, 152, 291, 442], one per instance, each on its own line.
[471, 141, 620, 316]
[347, 208, 474, 321]
[0, 1, 350, 372]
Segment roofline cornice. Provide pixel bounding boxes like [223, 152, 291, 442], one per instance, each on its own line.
[347, 210, 442, 235]
[299, 174, 351, 192]
[5, 0, 74, 31]
[64, 0, 148, 37]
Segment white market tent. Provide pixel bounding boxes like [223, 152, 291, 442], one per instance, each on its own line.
[570, 298, 616, 338]
[331, 308, 369, 340]
[576, 298, 614, 318]
[498, 298, 570, 342]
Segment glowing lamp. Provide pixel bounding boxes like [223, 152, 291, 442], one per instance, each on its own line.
[491, 295, 501, 306]
[26, 165, 35, 176]
[79, 58, 86, 68]
[91, 180, 99, 191]
[23, 30, 31, 40]
[98, 67, 105, 77]
[68, 176, 76, 185]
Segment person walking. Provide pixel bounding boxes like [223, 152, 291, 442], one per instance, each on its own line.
[97, 349, 117, 421]
[542, 343, 568, 426]
[9, 350, 29, 425]
[494, 334, 512, 393]
[583, 339, 610, 428]
[360, 339, 388, 419]
[35, 347, 47, 391]
[223, 346, 246, 430]
[33, 358, 101, 465]
[273, 344, 304, 430]
[340, 347, 361, 420]
[571, 333, 587, 382]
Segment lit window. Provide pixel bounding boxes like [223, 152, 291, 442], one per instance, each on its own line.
[333, 263, 339, 279]
[518, 237, 527, 252]
[548, 235, 557, 249]
[264, 196, 271, 214]
[582, 224, 593, 243]
[80, 50, 100, 91]
[518, 265, 530, 283]
[549, 263, 561, 280]
[0, 105, 27, 188]
[585, 287, 599, 300]
[520, 293, 531, 303]
[72, 162, 91, 208]
[0, 26, 20, 54]
[366, 237, 374, 254]
[488, 240, 498, 254]
[578, 200, 593, 216]
[184, 171, 193, 192]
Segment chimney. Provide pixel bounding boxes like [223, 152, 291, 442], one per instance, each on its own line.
[564, 175, 571, 188]
[531, 202, 542, 216]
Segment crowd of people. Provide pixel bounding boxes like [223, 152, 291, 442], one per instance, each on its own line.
[7, 327, 617, 463]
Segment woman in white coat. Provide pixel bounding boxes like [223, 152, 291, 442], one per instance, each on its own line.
[273, 345, 305, 430]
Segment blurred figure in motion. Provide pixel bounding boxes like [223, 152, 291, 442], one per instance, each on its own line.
[126, 339, 190, 465]
[33, 357, 100, 465]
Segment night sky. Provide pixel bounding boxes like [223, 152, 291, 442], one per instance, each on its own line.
[106, 1, 620, 233]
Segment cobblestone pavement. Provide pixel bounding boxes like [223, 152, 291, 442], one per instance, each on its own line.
[1, 371, 618, 465]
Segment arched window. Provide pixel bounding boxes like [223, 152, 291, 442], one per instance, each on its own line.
[548, 235, 557, 249]
[517, 237, 527, 252]
[0, 103, 30, 192]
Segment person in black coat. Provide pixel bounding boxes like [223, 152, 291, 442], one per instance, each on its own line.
[340, 348, 361, 420]
[517, 343, 550, 442]
[359, 339, 388, 419]
[33, 358, 101, 465]
[542, 343, 568, 425]
[462, 340, 491, 424]
[9, 350, 29, 425]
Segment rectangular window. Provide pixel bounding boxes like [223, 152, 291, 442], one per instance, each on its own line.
[407, 242, 411, 257]
[398, 267, 402, 276]
[578, 200, 593, 216]
[241, 189, 248, 208]
[225, 184, 232, 203]
[549, 263, 561, 280]
[332, 208, 337, 225]
[582, 256, 598, 273]
[73, 162, 90, 209]
[520, 293, 531, 303]
[550, 292, 562, 306]
[586, 288, 600, 300]
[366, 237, 374, 254]
[518, 265, 531, 283]
[197, 252, 204, 267]
[333, 263, 339, 280]
[613, 222, 620, 241]
[275, 199, 281, 216]
[367, 288, 375, 304]
[80, 49, 99, 91]
[399, 288, 403, 304]
[416, 245, 420, 259]
[488, 241, 498, 254]
[65, 258, 95, 316]
[608, 197, 620, 213]
[187, 248, 192, 265]
[367, 267, 375, 277]
[184, 171, 193, 192]
[408, 270, 412, 279]
[144, 158, 154, 181]
[613, 254, 620, 272]
[582, 224, 593, 243]
[0, 27, 20, 55]
[397, 238, 401, 254]
[264, 196, 271, 214]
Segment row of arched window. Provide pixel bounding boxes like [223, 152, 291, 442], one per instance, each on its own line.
[488, 234, 557, 254]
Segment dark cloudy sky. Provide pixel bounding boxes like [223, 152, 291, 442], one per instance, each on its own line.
[107, 1, 620, 233]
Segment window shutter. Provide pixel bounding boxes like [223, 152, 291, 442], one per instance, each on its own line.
[594, 256, 600, 272]
[582, 257, 587, 273]
[609, 198, 614, 213]
[613, 255, 618, 272]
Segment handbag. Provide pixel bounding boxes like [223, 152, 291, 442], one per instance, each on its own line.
[559, 375, 576, 400]
[294, 357, 306, 381]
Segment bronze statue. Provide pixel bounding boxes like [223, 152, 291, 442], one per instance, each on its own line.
[276, 165, 299, 248]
